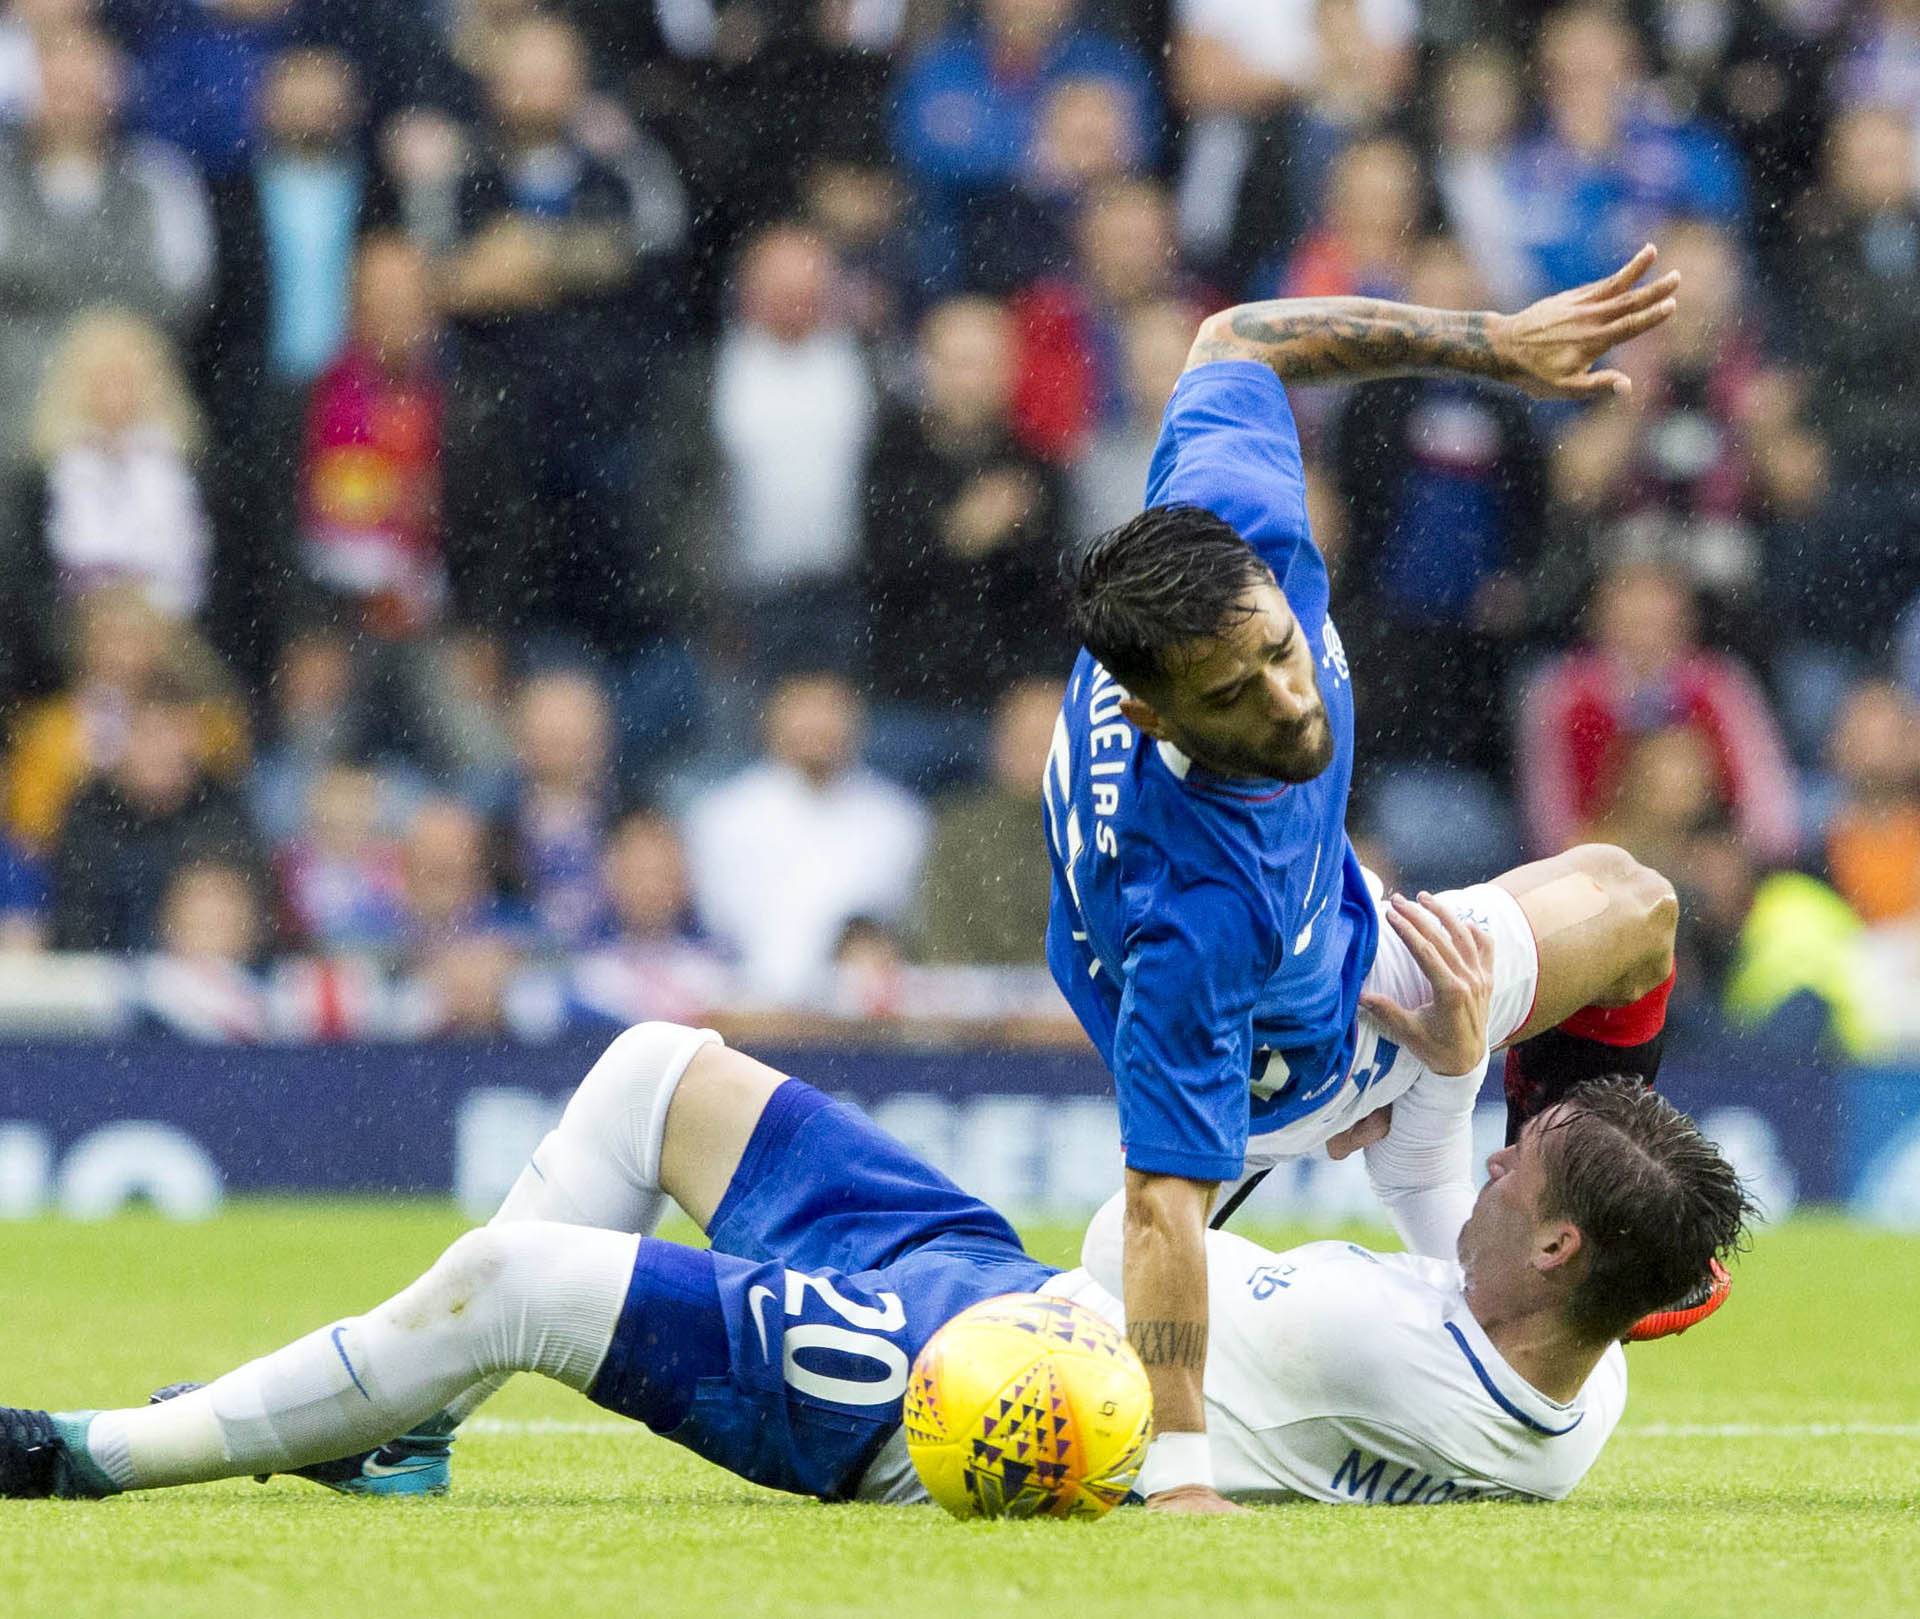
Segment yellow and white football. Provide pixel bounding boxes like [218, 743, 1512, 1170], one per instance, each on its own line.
[902, 1293, 1153, 1520]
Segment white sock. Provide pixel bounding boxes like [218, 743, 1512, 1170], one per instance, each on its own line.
[434, 1023, 720, 1430]
[495, 1022, 722, 1232]
[83, 1223, 638, 1491]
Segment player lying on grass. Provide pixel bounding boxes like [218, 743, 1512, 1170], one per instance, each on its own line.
[0, 1016, 1750, 1509]
[1044, 246, 1705, 1507]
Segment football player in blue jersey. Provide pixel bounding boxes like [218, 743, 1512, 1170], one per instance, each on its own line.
[0, 1023, 1750, 1511]
[1042, 245, 1713, 1513]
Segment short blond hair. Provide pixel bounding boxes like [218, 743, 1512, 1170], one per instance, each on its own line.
[29, 307, 204, 462]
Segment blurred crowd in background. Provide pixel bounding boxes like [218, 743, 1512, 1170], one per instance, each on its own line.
[0, 0, 1917, 1053]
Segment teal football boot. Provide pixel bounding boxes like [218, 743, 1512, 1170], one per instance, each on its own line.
[148, 1383, 453, 1497]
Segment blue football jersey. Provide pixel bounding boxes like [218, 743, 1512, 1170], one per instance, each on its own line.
[1044, 361, 1380, 1182]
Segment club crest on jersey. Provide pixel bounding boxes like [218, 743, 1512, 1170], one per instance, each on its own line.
[1320, 617, 1350, 685]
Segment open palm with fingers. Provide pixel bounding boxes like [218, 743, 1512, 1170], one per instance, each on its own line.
[1359, 894, 1495, 1078]
[1493, 244, 1680, 400]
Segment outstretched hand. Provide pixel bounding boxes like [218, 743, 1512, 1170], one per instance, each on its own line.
[1493, 244, 1679, 399]
[1145, 1483, 1245, 1515]
[1358, 893, 1495, 1079]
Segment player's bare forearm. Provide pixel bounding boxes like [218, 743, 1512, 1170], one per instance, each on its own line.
[1121, 1168, 1214, 1437]
[1185, 246, 1681, 400]
[1187, 298, 1507, 387]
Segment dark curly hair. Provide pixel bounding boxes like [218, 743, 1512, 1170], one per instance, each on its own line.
[1069, 504, 1271, 687]
[1537, 1076, 1756, 1342]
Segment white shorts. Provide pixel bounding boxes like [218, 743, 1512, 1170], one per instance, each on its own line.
[1240, 869, 1539, 1172]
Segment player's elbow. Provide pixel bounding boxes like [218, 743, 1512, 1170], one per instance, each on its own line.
[1185, 308, 1250, 370]
[1122, 1169, 1215, 1254]
[1192, 308, 1235, 351]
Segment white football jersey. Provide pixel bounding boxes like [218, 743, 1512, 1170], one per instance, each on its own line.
[1043, 1226, 1627, 1505]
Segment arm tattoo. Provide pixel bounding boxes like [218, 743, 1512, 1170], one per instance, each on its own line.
[1128, 1318, 1208, 1370]
[1189, 298, 1507, 386]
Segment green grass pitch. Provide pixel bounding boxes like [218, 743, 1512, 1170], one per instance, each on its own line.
[1, 1203, 1915, 1619]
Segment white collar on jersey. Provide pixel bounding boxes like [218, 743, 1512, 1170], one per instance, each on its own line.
[1156, 740, 1192, 779]
[1442, 1302, 1588, 1439]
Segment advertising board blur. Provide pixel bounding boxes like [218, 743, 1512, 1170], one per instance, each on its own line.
[0, 1037, 1906, 1227]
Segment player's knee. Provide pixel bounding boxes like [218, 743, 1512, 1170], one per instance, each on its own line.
[427, 1227, 516, 1310]
[379, 1226, 519, 1339]
[558, 1022, 716, 1144]
[571, 1022, 693, 1111]
[1568, 843, 1677, 988]
[419, 1224, 569, 1316]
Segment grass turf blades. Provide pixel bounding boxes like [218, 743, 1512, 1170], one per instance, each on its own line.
[0, 1202, 1915, 1619]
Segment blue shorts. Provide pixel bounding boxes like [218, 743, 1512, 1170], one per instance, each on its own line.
[588, 1079, 1058, 1501]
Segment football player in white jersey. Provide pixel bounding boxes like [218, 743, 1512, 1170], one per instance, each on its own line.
[0, 1012, 1749, 1508]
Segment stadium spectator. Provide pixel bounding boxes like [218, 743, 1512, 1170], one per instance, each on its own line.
[10, 307, 212, 619]
[364, 102, 468, 254]
[915, 676, 1062, 965]
[140, 858, 271, 1040]
[1167, 0, 1320, 270]
[1430, 44, 1533, 307]
[406, 0, 689, 271]
[1070, 296, 1195, 542]
[418, 0, 566, 125]
[0, 828, 46, 950]
[159, 868, 263, 967]
[1209, 0, 1418, 296]
[1903, 598, 1920, 705]
[48, 672, 263, 952]
[567, 806, 730, 1028]
[684, 673, 928, 1002]
[114, 0, 301, 180]
[1574, 721, 1781, 1017]
[289, 623, 522, 808]
[1786, 103, 1920, 655]
[1550, 218, 1826, 649]
[1507, 4, 1747, 295]
[711, 223, 875, 674]
[964, 73, 1148, 295]
[1278, 131, 1422, 303]
[826, 912, 909, 1018]
[438, 14, 675, 658]
[249, 625, 359, 846]
[1821, 680, 1920, 926]
[1332, 234, 1546, 778]
[1009, 177, 1193, 462]
[194, 47, 381, 462]
[273, 762, 406, 953]
[0, 7, 37, 125]
[861, 295, 1066, 785]
[491, 667, 616, 951]
[797, 156, 914, 349]
[893, 0, 1157, 291]
[0, 0, 1904, 1057]
[297, 232, 446, 641]
[1584, 724, 1730, 882]
[616, 0, 898, 288]
[0, 24, 212, 467]
[0, 0, 95, 126]
[1832, 0, 1920, 171]
[1640, 0, 1830, 273]
[411, 628, 518, 802]
[3, 584, 247, 854]
[1723, 868, 1889, 1057]
[1516, 560, 1800, 864]
[394, 796, 518, 963]
[399, 929, 531, 1038]
[1664, 821, 1761, 1016]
